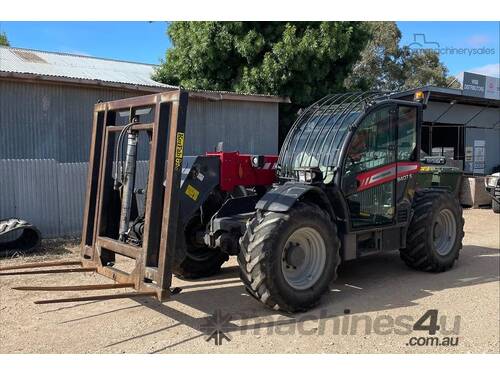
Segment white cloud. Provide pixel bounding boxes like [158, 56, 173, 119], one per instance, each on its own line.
[468, 63, 500, 78]
[456, 63, 500, 81]
[465, 34, 491, 48]
[455, 64, 500, 83]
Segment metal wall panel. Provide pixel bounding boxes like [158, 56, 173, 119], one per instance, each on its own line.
[57, 162, 88, 236]
[0, 80, 280, 237]
[0, 80, 144, 162]
[185, 99, 278, 155]
[0, 80, 279, 161]
[0, 159, 63, 237]
[0, 159, 89, 237]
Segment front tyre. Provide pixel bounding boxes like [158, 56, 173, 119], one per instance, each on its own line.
[400, 189, 464, 272]
[238, 202, 340, 312]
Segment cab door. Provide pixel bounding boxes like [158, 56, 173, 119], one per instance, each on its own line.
[341, 104, 397, 229]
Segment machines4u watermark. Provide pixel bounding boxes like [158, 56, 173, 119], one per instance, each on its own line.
[200, 308, 461, 347]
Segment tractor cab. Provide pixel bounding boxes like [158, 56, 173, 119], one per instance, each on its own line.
[277, 92, 423, 229]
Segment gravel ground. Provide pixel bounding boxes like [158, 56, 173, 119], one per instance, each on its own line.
[0, 208, 498, 354]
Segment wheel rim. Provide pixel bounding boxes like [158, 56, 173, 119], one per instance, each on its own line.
[433, 208, 457, 256]
[281, 227, 327, 290]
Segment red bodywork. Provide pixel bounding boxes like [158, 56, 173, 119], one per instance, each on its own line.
[356, 161, 420, 192]
[207, 151, 278, 192]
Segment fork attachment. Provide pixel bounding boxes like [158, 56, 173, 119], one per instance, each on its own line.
[1, 90, 189, 305]
[12, 283, 135, 291]
[0, 267, 96, 276]
[0, 260, 82, 271]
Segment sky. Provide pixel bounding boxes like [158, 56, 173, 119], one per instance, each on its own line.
[0, 21, 498, 78]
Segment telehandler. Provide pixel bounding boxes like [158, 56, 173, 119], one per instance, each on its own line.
[0, 90, 464, 312]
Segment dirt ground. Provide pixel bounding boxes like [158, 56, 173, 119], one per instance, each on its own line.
[0, 208, 498, 354]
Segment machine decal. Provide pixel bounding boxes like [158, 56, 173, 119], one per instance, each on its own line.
[262, 162, 277, 170]
[357, 162, 420, 192]
[185, 184, 200, 201]
[174, 132, 185, 170]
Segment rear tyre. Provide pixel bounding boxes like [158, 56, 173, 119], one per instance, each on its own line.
[492, 199, 500, 214]
[172, 186, 247, 279]
[173, 248, 228, 279]
[173, 191, 229, 279]
[238, 202, 340, 312]
[173, 216, 228, 279]
[400, 189, 464, 272]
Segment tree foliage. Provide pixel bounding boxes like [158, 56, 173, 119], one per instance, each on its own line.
[154, 22, 457, 141]
[153, 22, 370, 140]
[0, 32, 9, 46]
[401, 47, 459, 89]
[346, 22, 458, 91]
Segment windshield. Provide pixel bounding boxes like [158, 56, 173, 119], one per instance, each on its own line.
[279, 92, 385, 182]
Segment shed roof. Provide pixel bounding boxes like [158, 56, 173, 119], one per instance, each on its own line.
[0, 45, 172, 91]
[0, 46, 290, 103]
[391, 86, 500, 108]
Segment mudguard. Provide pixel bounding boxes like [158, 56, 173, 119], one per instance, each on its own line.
[255, 182, 333, 216]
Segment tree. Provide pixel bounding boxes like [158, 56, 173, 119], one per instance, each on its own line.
[345, 22, 404, 91]
[153, 22, 370, 141]
[346, 22, 458, 91]
[0, 31, 9, 46]
[401, 47, 459, 89]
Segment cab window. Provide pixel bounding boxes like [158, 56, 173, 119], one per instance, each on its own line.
[345, 106, 395, 174]
[397, 106, 417, 161]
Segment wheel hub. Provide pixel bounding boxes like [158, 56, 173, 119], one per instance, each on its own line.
[433, 222, 443, 240]
[433, 208, 457, 256]
[284, 244, 306, 268]
[281, 227, 327, 290]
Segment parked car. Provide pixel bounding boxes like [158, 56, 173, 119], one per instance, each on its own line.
[484, 172, 500, 213]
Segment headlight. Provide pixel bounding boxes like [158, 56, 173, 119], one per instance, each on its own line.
[298, 170, 311, 182]
[297, 170, 316, 182]
[485, 176, 499, 188]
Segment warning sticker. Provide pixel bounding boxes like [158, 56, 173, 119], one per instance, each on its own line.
[174, 132, 185, 171]
[185, 184, 200, 201]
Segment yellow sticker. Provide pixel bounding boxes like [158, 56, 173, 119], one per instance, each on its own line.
[174, 132, 185, 170]
[185, 184, 200, 201]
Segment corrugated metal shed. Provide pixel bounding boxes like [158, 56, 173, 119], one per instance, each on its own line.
[0, 80, 279, 162]
[0, 80, 148, 162]
[0, 46, 171, 91]
[0, 47, 287, 238]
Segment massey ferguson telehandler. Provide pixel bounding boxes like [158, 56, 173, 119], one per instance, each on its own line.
[0, 90, 464, 312]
